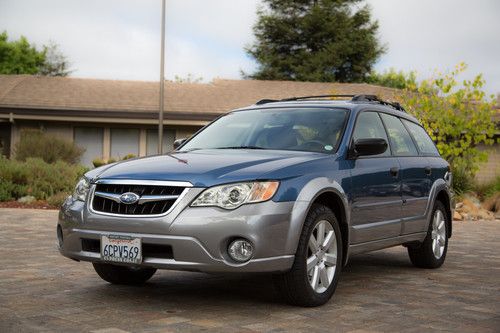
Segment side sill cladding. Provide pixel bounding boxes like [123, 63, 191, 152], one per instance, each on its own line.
[287, 177, 350, 266]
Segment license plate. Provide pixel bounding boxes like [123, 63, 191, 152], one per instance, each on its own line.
[101, 235, 142, 264]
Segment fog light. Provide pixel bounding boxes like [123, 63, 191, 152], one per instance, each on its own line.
[228, 239, 253, 262]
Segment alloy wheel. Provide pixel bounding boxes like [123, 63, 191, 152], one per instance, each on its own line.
[431, 209, 446, 259]
[307, 220, 338, 293]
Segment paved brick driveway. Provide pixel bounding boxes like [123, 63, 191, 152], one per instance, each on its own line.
[0, 208, 499, 333]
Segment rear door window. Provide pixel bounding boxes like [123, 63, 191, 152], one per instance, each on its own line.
[380, 113, 418, 156]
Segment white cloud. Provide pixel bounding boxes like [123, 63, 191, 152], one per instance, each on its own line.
[367, 0, 500, 94]
[0, 0, 261, 81]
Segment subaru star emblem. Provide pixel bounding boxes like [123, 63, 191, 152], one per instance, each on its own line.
[119, 192, 140, 205]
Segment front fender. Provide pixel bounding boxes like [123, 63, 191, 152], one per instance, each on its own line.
[285, 177, 350, 261]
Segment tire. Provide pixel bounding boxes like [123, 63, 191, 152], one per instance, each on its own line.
[93, 263, 157, 285]
[408, 200, 449, 268]
[274, 204, 343, 307]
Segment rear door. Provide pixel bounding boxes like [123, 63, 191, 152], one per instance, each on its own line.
[349, 111, 403, 244]
[380, 114, 431, 234]
[401, 119, 442, 233]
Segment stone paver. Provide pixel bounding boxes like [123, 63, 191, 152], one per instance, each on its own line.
[0, 208, 499, 332]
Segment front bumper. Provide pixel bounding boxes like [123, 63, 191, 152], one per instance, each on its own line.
[57, 188, 296, 273]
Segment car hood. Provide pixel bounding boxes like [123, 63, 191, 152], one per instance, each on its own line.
[90, 149, 329, 187]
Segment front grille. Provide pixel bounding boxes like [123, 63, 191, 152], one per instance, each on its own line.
[81, 238, 174, 259]
[92, 183, 185, 216]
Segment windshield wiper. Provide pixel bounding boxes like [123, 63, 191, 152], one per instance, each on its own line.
[214, 146, 266, 150]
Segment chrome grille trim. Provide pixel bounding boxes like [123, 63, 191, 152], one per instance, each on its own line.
[94, 191, 180, 204]
[88, 179, 192, 218]
[94, 179, 193, 187]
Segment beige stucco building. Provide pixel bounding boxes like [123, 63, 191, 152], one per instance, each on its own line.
[0, 75, 498, 183]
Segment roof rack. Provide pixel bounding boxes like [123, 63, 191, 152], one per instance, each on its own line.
[256, 95, 355, 105]
[351, 94, 406, 112]
[255, 94, 406, 112]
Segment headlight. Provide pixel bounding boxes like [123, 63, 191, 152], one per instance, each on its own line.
[191, 181, 279, 210]
[72, 177, 90, 202]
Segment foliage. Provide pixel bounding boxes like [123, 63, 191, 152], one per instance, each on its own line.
[0, 31, 45, 74]
[400, 63, 497, 187]
[92, 154, 135, 168]
[15, 129, 84, 164]
[92, 158, 107, 168]
[0, 157, 87, 201]
[122, 153, 136, 160]
[0, 31, 70, 76]
[366, 68, 417, 89]
[38, 41, 72, 77]
[452, 165, 474, 197]
[245, 0, 385, 82]
[174, 74, 203, 83]
[474, 176, 500, 200]
[47, 192, 71, 207]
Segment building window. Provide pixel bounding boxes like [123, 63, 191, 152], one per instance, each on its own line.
[74, 127, 103, 166]
[111, 128, 139, 159]
[146, 129, 175, 155]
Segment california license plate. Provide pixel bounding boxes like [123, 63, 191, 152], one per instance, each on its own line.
[101, 235, 142, 264]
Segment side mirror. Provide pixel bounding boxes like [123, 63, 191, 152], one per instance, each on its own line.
[350, 138, 388, 158]
[173, 138, 187, 150]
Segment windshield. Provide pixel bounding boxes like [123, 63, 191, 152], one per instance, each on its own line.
[180, 107, 349, 153]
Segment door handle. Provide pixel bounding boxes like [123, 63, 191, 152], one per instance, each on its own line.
[424, 166, 432, 176]
[390, 167, 399, 178]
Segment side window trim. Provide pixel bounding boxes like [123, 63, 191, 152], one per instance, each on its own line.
[376, 111, 394, 156]
[400, 117, 422, 155]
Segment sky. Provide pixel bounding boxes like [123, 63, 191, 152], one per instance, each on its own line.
[0, 0, 499, 94]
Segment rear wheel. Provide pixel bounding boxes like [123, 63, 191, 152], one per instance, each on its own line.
[274, 204, 342, 307]
[93, 263, 156, 285]
[408, 200, 449, 268]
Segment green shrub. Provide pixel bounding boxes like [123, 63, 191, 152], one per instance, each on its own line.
[47, 192, 71, 207]
[92, 158, 107, 168]
[366, 68, 417, 89]
[15, 129, 85, 164]
[0, 156, 87, 201]
[474, 176, 500, 200]
[452, 165, 474, 198]
[122, 153, 136, 160]
[92, 154, 134, 168]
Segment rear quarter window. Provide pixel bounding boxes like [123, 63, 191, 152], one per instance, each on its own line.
[380, 113, 418, 156]
[402, 119, 440, 156]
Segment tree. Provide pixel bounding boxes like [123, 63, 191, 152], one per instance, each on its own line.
[400, 63, 497, 193]
[0, 31, 71, 76]
[0, 31, 44, 74]
[245, 0, 385, 82]
[39, 41, 72, 77]
[366, 68, 417, 89]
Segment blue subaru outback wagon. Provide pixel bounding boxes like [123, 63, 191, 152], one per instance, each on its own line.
[58, 95, 454, 306]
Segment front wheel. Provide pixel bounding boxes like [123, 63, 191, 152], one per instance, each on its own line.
[408, 201, 449, 268]
[93, 263, 157, 285]
[274, 204, 343, 307]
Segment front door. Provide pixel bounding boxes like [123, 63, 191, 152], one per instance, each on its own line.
[349, 111, 402, 244]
